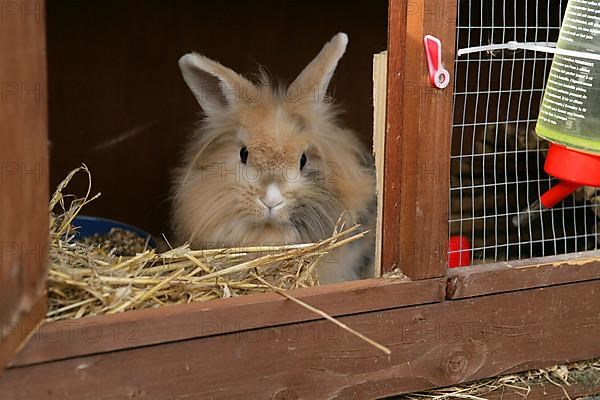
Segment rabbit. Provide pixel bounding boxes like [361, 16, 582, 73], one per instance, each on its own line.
[172, 33, 376, 283]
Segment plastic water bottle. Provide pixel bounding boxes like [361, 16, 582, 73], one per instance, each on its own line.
[514, 0, 600, 227]
[537, 0, 600, 154]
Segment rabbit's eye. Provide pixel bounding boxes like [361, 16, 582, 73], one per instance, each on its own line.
[240, 146, 248, 164]
[300, 153, 307, 170]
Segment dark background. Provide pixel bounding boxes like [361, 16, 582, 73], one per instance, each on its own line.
[46, 0, 388, 237]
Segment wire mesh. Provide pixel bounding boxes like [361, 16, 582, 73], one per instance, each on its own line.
[449, 0, 600, 264]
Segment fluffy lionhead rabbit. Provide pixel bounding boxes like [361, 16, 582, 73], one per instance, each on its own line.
[173, 33, 376, 283]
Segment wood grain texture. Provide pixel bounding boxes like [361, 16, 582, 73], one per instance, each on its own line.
[382, 0, 456, 278]
[2, 279, 598, 399]
[373, 51, 388, 278]
[0, 296, 46, 374]
[0, 0, 48, 372]
[448, 251, 600, 299]
[12, 277, 445, 367]
[381, 0, 406, 276]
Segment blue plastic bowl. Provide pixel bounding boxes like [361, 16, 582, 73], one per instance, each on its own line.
[72, 215, 156, 248]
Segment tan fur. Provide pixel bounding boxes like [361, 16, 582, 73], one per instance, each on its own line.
[173, 33, 376, 283]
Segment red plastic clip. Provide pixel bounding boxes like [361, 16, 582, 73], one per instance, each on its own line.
[424, 35, 450, 89]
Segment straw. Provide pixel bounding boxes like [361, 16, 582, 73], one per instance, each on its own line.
[47, 166, 369, 321]
[402, 359, 600, 399]
[252, 273, 392, 356]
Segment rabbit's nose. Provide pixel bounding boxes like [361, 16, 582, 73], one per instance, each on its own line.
[260, 183, 285, 209]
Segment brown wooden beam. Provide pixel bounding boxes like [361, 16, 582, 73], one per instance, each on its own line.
[448, 252, 600, 299]
[382, 0, 456, 279]
[0, 0, 48, 373]
[0, 296, 46, 373]
[2, 279, 598, 399]
[11, 278, 445, 367]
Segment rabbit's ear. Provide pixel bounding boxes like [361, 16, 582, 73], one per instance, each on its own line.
[179, 53, 254, 113]
[288, 33, 348, 102]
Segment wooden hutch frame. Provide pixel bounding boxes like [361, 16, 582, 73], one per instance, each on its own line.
[1, 0, 599, 398]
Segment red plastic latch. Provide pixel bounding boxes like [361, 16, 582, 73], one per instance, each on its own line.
[424, 35, 450, 89]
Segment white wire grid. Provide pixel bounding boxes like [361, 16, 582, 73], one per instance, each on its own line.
[449, 0, 600, 264]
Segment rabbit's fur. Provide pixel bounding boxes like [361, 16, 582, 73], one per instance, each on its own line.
[173, 33, 376, 283]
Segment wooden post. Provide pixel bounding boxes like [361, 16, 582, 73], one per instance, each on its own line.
[0, 0, 48, 372]
[382, 0, 457, 279]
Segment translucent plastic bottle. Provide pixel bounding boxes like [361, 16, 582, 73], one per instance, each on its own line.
[514, 0, 600, 226]
[536, 0, 600, 154]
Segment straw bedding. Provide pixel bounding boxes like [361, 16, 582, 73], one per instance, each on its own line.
[403, 358, 600, 400]
[47, 166, 366, 321]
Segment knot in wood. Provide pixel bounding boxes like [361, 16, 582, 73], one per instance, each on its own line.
[272, 388, 299, 400]
[444, 350, 468, 378]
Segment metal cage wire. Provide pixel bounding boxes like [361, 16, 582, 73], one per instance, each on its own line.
[449, 0, 600, 264]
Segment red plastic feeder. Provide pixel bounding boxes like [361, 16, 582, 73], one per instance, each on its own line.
[448, 235, 471, 268]
[540, 143, 600, 208]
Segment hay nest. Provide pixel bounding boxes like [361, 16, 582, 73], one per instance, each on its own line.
[403, 358, 600, 400]
[47, 166, 367, 321]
